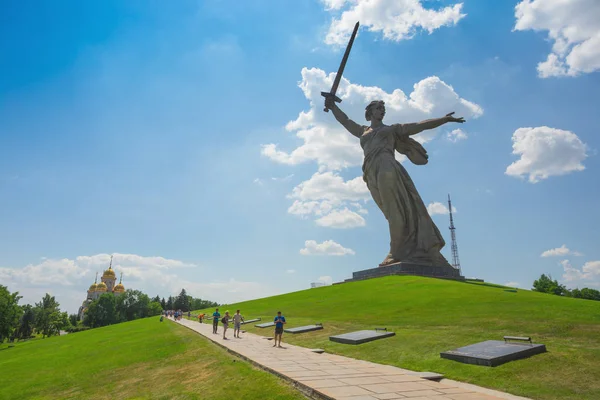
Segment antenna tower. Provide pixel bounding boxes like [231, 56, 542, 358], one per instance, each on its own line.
[448, 194, 461, 275]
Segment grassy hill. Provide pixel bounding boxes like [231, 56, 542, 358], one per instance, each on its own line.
[195, 276, 600, 400]
[0, 317, 304, 400]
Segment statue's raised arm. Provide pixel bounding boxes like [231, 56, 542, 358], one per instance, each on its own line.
[396, 112, 465, 136]
[325, 97, 364, 138]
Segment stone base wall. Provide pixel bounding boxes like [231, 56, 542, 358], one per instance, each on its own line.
[345, 262, 465, 283]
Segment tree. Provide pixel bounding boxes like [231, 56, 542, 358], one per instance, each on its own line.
[532, 274, 567, 296]
[166, 296, 174, 310]
[174, 289, 190, 311]
[148, 301, 163, 316]
[14, 304, 37, 341]
[0, 285, 23, 343]
[160, 297, 166, 310]
[115, 290, 151, 321]
[570, 288, 600, 301]
[34, 294, 67, 338]
[68, 313, 79, 327]
[84, 294, 117, 328]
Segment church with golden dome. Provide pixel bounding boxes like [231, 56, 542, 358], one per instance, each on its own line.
[78, 255, 126, 319]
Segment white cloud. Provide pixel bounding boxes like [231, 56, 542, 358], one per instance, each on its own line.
[316, 208, 366, 228]
[541, 244, 583, 257]
[317, 275, 333, 285]
[504, 281, 521, 288]
[286, 269, 296, 274]
[514, 0, 600, 77]
[261, 68, 483, 171]
[300, 240, 356, 256]
[0, 253, 279, 313]
[287, 171, 370, 228]
[505, 126, 588, 183]
[560, 259, 600, 287]
[322, 0, 466, 46]
[447, 128, 468, 142]
[427, 201, 456, 216]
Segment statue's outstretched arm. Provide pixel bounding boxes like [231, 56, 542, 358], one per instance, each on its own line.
[328, 103, 363, 138]
[397, 112, 465, 136]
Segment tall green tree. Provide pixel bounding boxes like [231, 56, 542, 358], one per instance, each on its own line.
[115, 290, 151, 321]
[160, 297, 166, 309]
[84, 294, 117, 328]
[0, 285, 23, 343]
[174, 288, 190, 311]
[532, 274, 567, 296]
[148, 301, 163, 316]
[14, 304, 37, 341]
[34, 294, 68, 338]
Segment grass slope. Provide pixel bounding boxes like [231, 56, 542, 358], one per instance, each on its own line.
[0, 317, 304, 400]
[195, 276, 600, 400]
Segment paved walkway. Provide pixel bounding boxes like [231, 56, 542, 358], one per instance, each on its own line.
[171, 317, 530, 400]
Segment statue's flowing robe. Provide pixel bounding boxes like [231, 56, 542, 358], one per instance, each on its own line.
[359, 123, 451, 266]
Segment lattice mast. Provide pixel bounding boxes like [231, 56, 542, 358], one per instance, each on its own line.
[448, 194, 461, 275]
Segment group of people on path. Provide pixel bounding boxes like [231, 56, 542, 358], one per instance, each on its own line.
[208, 308, 287, 347]
[211, 308, 245, 340]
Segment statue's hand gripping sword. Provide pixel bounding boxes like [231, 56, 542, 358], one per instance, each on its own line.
[321, 21, 359, 112]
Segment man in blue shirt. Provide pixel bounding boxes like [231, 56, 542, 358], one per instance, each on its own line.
[273, 311, 286, 348]
[212, 308, 221, 334]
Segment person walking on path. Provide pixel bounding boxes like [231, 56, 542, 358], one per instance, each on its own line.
[273, 311, 286, 348]
[212, 308, 221, 334]
[222, 311, 231, 340]
[232, 310, 244, 338]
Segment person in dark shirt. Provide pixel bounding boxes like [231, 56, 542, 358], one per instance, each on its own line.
[212, 308, 221, 334]
[273, 311, 286, 348]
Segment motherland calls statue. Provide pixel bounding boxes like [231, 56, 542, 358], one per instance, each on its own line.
[322, 22, 466, 268]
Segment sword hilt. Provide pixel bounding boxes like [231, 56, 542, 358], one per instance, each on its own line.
[321, 92, 342, 113]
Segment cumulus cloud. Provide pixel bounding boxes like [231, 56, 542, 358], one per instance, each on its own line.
[0, 253, 279, 313]
[447, 128, 468, 142]
[261, 68, 482, 228]
[300, 240, 356, 256]
[541, 245, 583, 257]
[427, 201, 456, 216]
[514, 0, 600, 77]
[560, 259, 600, 287]
[317, 275, 333, 285]
[261, 68, 483, 171]
[505, 126, 588, 183]
[322, 0, 466, 46]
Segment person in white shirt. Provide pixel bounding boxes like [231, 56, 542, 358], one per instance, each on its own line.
[233, 310, 245, 338]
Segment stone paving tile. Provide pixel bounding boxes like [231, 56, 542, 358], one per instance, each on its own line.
[379, 375, 425, 383]
[171, 318, 521, 400]
[360, 382, 435, 394]
[400, 390, 445, 397]
[337, 376, 393, 385]
[319, 385, 376, 397]
[373, 394, 408, 400]
[298, 379, 348, 389]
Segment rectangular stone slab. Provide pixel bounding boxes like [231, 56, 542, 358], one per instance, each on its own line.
[329, 330, 395, 345]
[255, 322, 275, 328]
[284, 324, 323, 334]
[241, 318, 261, 325]
[440, 340, 547, 367]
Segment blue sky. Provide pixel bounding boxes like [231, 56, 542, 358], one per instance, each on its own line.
[1, 0, 599, 313]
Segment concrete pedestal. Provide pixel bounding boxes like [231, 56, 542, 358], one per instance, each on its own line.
[344, 262, 464, 283]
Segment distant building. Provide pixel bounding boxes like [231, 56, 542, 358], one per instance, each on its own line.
[310, 282, 326, 288]
[78, 256, 126, 320]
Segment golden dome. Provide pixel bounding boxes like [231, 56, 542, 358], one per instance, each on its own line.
[88, 283, 97, 292]
[96, 282, 107, 292]
[102, 266, 116, 279]
[113, 283, 125, 293]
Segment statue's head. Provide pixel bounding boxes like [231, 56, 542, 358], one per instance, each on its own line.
[365, 100, 385, 122]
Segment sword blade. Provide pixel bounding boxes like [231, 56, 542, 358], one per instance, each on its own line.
[329, 21, 359, 95]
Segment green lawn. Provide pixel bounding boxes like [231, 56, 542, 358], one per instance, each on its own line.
[195, 276, 600, 400]
[0, 317, 305, 400]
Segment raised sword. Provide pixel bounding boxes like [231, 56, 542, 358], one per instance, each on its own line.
[321, 21, 360, 112]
